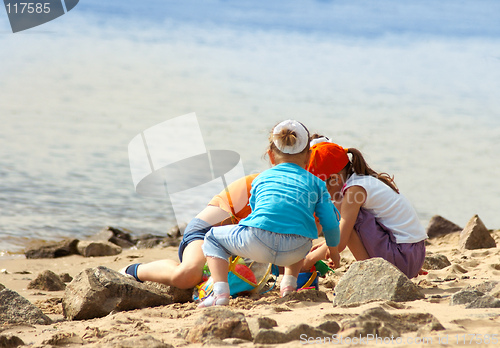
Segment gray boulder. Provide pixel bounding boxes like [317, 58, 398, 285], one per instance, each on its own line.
[77, 240, 122, 257]
[450, 290, 485, 306]
[466, 295, 500, 309]
[464, 280, 499, 294]
[59, 273, 73, 283]
[422, 254, 451, 270]
[133, 234, 168, 249]
[0, 288, 52, 325]
[28, 270, 66, 291]
[426, 215, 462, 238]
[88, 226, 135, 249]
[333, 258, 425, 306]
[450, 283, 500, 308]
[459, 215, 496, 250]
[24, 238, 79, 259]
[62, 266, 177, 320]
[257, 316, 278, 329]
[184, 307, 252, 343]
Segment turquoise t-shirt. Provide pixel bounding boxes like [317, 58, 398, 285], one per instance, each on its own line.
[239, 163, 340, 247]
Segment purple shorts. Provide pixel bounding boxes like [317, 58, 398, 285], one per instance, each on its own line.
[354, 208, 425, 278]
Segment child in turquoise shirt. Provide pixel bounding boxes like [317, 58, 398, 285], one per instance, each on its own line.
[200, 120, 340, 307]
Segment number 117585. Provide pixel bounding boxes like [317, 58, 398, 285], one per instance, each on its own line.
[6, 3, 51, 14]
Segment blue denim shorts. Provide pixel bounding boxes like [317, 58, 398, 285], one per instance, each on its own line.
[178, 218, 212, 262]
[202, 224, 312, 267]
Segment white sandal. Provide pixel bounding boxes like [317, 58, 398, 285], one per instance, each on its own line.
[280, 286, 296, 298]
[198, 293, 230, 308]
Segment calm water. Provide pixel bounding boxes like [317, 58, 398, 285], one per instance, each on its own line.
[1, 1, 500, 257]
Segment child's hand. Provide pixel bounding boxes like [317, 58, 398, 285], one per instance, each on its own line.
[301, 242, 328, 271]
[328, 246, 341, 269]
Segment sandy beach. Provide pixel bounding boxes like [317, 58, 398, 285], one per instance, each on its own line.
[1, 223, 500, 348]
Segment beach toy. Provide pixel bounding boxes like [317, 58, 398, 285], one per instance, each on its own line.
[234, 264, 257, 284]
[194, 256, 275, 302]
[314, 260, 334, 276]
[297, 271, 319, 290]
[228, 261, 257, 295]
[196, 276, 214, 300]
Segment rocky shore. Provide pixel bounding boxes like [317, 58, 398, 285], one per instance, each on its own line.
[1, 215, 499, 348]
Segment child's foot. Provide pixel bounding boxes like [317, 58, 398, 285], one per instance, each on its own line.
[119, 263, 143, 282]
[198, 293, 230, 308]
[280, 286, 296, 298]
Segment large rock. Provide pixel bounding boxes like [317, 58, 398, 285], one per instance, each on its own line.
[145, 281, 194, 304]
[450, 290, 484, 306]
[333, 258, 424, 306]
[466, 295, 500, 309]
[459, 215, 496, 250]
[24, 239, 79, 259]
[88, 226, 135, 249]
[133, 234, 168, 249]
[184, 307, 252, 343]
[426, 215, 462, 238]
[77, 240, 122, 257]
[0, 289, 52, 325]
[451, 282, 500, 308]
[422, 254, 451, 270]
[464, 281, 499, 294]
[62, 266, 176, 320]
[28, 270, 66, 291]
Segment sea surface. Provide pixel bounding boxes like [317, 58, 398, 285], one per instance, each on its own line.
[1, 1, 500, 257]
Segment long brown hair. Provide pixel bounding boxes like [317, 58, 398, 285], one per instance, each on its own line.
[346, 148, 399, 193]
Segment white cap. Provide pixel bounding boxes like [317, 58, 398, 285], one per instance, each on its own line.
[272, 120, 309, 154]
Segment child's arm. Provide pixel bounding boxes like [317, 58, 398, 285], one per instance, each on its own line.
[315, 190, 340, 248]
[302, 242, 327, 270]
[336, 186, 365, 252]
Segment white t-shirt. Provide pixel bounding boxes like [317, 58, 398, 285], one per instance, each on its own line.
[342, 173, 427, 243]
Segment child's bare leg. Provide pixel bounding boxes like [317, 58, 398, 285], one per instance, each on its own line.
[136, 240, 206, 289]
[284, 259, 303, 278]
[199, 256, 230, 307]
[206, 256, 230, 283]
[281, 259, 303, 297]
[347, 229, 370, 261]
